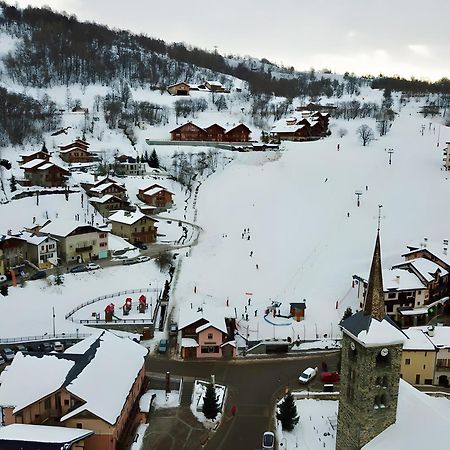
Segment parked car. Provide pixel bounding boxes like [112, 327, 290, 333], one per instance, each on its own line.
[321, 371, 340, 382]
[137, 256, 150, 263]
[30, 270, 47, 280]
[158, 339, 168, 354]
[1, 348, 15, 362]
[169, 323, 178, 336]
[0, 355, 5, 365]
[38, 342, 53, 352]
[299, 367, 318, 384]
[70, 265, 88, 273]
[86, 263, 100, 270]
[262, 431, 275, 449]
[15, 345, 27, 354]
[135, 242, 148, 250]
[53, 341, 64, 352]
[123, 257, 139, 265]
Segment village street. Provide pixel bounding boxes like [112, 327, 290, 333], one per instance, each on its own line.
[143, 352, 339, 450]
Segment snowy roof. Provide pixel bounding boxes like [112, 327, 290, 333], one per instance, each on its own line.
[181, 338, 199, 348]
[40, 219, 102, 237]
[60, 331, 148, 425]
[412, 325, 450, 348]
[206, 80, 224, 87]
[90, 182, 125, 193]
[402, 328, 435, 351]
[178, 302, 233, 333]
[341, 311, 407, 347]
[394, 258, 448, 282]
[59, 147, 91, 154]
[37, 162, 54, 170]
[383, 268, 426, 291]
[20, 231, 56, 246]
[271, 124, 305, 133]
[0, 424, 93, 443]
[142, 187, 172, 197]
[196, 321, 227, 334]
[220, 340, 236, 348]
[89, 194, 119, 204]
[109, 210, 155, 225]
[363, 380, 450, 449]
[21, 158, 46, 169]
[0, 352, 75, 412]
[403, 242, 450, 268]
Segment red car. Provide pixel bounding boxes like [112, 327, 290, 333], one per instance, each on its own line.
[320, 371, 340, 382]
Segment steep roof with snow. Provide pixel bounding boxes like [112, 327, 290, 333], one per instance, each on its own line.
[413, 325, 450, 348]
[21, 158, 46, 169]
[402, 328, 435, 351]
[363, 380, 450, 449]
[40, 219, 102, 237]
[0, 424, 93, 444]
[0, 332, 147, 426]
[109, 210, 155, 225]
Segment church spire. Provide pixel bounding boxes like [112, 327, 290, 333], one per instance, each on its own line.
[364, 231, 386, 320]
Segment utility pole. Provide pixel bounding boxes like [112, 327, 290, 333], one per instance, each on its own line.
[52, 307, 56, 337]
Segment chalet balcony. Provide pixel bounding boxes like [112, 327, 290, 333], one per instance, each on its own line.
[436, 363, 450, 371]
[75, 245, 93, 253]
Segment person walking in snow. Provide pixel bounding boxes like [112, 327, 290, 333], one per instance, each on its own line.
[256, 264, 259, 270]
[250, 251, 253, 257]
[324, 178, 328, 183]
[347, 212, 350, 218]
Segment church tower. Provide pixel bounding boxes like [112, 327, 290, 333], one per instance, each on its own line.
[336, 232, 406, 450]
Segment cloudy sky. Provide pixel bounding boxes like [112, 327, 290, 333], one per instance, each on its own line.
[9, 0, 450, 80]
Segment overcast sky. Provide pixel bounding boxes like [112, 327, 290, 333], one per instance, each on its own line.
[8, 0, 450, 80]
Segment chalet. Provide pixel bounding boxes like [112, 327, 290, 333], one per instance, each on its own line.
[178, 304, 236, 359]
[21, 231, 58, 269]
[205, 124, 226, 141]
[167, 82, 191, 96]
[59, 138, 90, 151]
[89, 181, 127, 200]
[170, 122, 208, 141]
[40, 220, 108, 263]
[137, 184, 174, 210]
[19, 150, 50, 166]
[89, 195, 131, 218]
[0, 235, 27, 273]
[113, 161, 147, 176]
[109, 210, 157, 245]
[225, 123, 251, 142]
[0, 331, 148, 450]
[205, 81, 226, 92]
[20, 159, 70, 187]
[59, 146, 95, 164]
[354, 268, 430, 324]
[269, 124, 309, 141]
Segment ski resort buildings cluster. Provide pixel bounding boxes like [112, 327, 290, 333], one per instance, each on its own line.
[170, 122, 251, 143]
[167, 80, 228, 95]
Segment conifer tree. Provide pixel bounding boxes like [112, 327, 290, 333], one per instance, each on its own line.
[342, 307, 353, 321]
[9, 175, 17, 192]
[276, 391, 299, 431]
[54, 266, 64, 285]
[149, 149, 160, 168]
[202, 383, 220, 420]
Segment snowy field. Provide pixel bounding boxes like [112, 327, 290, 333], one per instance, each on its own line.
[171, 103, 450, 340]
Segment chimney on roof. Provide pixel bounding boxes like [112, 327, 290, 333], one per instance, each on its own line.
[427, 325, 435, 337]
[444, 247, 448, 256]
[395, 275, 400, 283]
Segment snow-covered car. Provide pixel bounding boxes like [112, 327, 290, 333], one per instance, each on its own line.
[321, 371, 340, 382]
[15, 345, 27, 354]
[0, 355, 5, 365]
[137, 256, 150, 263]
[299, 367, 318, 384]
[0, 274, 7, 283]
[262, 431, 275, 449]
[53, 341, 64, 352]
[29, 270, 47, 280]
[135, 242, 148, 250]
[1, 348, 15, 362]
[123, 257, 139, 265]
[86, 263, 100, 270]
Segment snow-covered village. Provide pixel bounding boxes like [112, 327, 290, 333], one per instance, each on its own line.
[0, 1, 450, 449]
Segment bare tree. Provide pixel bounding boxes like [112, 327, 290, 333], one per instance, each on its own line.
[356, 124, 375, 146]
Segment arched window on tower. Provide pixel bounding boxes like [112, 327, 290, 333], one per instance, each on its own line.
[382, 376, 389, 388]
[374, 395, 381, 410]
[380, 393, 387, 408]
[375, 376, 381, 387]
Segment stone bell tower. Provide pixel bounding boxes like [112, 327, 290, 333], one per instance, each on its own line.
[336, 232, 406, 450]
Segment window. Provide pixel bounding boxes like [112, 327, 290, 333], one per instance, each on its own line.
[76, 423, 83, 429]
[388, 292, 396, 299]
[405, 358, 411, 365]
[44, 397, 51, 410]
[100, 242, 107, 247]
[382, 376, 388, 388]
[423, 364, 426, 370]
[375, 376, 381, 386]
[207, 333, 213, 340]
[64, 399, 69, 406]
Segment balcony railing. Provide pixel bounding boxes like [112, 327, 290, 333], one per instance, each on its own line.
[75, 245, 93, 253]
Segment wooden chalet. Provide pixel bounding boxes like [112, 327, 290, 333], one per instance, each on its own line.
[270, 125, 310, 141]
[170, 123, 208, 141]
[20, 159, 70, 187]
[19, 151, 50, 166]
[59, 139, 90, 151]
[167, 82, 191, 96]
[137, 184, 174, 209]
[89, 194, 131, 218]
[205, 124, 226, 141]
[224, 124, 251, 142]
[89, 181, 127, 200]
[205, 81, 226, 92]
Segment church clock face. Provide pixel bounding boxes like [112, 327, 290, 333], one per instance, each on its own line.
[380, 348, 389, 357]
[350, 342, 356, 350]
